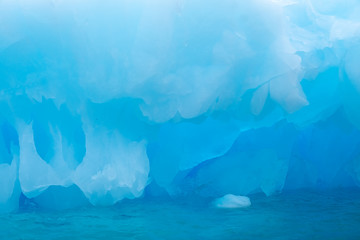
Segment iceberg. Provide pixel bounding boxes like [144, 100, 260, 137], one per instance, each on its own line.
[213, 194, 251, 209]
[1, 0, 360, 212]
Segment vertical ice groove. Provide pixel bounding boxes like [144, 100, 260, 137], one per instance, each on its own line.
[18, 124, 63, 198]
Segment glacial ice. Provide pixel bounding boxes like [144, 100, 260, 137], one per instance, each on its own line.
[1, 0, 360, 212]
[213, 194, 251, 209]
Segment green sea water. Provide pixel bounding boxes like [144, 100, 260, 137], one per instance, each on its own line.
[1, 190, 360, 240]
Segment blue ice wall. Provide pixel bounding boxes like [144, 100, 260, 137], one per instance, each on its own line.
[1, 0, 360, 212]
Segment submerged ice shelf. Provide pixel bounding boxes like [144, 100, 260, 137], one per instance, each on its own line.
[1, 0, 360, 212]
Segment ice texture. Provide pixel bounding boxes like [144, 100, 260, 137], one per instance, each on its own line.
[1, 0, 360, 212]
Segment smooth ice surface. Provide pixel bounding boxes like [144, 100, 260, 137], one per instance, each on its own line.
[1, 0, 360, 211]
[212, 194, 251, 209]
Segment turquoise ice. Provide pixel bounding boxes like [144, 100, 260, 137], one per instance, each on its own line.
[1, 0, 360, 212]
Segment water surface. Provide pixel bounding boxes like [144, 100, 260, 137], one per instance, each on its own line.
[1, 190, 360, 240]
